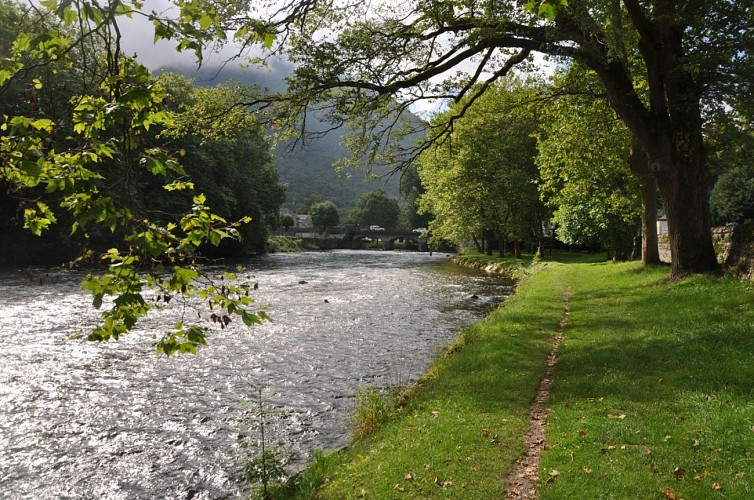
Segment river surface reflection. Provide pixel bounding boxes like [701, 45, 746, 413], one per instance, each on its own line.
[0, 250, 514, 499]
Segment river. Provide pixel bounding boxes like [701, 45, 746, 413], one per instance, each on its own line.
[0, 250, 514, 499]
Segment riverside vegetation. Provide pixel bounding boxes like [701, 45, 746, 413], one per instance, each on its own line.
[260, 250, 754, 499]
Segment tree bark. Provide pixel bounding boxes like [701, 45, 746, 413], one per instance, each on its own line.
[569, 1, 718, 277]
[472, 235, 483, 253]
[654, 148, 718, 276]
[586, 50, 717, 277]
[483, 229, 493, 255]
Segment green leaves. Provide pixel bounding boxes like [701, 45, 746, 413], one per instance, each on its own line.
[417, 77, 543, 247]
[23, 202, 57, 236]
[525, 0, 569, 21]
[155, 325, 208, 356]
[1, 0, 271, 355]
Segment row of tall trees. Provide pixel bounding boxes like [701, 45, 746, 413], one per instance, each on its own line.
[187, 0, 750, 278]
[417, 78, 544, 257]
[296, 190, 409, 232]
[416, 63, 753, 262]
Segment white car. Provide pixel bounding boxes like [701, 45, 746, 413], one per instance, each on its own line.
[369, 225, 385, 231]
[412, 227, 427, 234]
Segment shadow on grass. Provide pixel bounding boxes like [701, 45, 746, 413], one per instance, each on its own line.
[555, 271, 754, 403]
[540, 266, 754, 499]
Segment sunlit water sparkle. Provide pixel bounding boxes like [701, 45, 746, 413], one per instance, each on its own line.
[0, 250, 513, 499]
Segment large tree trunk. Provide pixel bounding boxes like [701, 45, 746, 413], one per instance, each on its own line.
[654, 150, 718, 276]
[582, 1, 718, 277]
[472, 235, 483, 253]
[639, 179, 659, 265]
[590, 69, 717, 277]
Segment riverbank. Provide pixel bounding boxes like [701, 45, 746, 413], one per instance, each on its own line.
[274, 253, 754, 498]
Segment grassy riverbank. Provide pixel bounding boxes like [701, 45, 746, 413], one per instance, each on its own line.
[272, 252, 754, 499]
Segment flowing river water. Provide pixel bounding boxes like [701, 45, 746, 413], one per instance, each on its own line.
[0, 250, 514, 499]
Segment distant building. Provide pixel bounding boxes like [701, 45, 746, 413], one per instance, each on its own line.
[657, 214, 668, 236]
[295, 214, 313, 229]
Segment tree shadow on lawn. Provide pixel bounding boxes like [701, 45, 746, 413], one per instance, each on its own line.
[552, 275, 754, 405]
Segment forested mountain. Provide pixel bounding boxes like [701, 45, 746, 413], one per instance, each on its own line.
[158, 65, 401, 211]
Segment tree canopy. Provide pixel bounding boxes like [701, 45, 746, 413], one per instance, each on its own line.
[309, 200, 340, 232]
[418, 77, 545, 255]
[350, 189, 400, 229]
[0, 0, 278, 354]
[172, 0, 751, 277]
[535, 66, 642, 260]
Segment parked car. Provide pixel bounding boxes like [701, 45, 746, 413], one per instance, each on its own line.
[369, 225, 385, 231]
[412, 227, 427, 234]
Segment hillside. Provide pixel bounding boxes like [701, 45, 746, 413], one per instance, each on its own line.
[157, 65, 401, 211]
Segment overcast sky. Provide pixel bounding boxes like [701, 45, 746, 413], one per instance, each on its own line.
[119, 0, 292, 83]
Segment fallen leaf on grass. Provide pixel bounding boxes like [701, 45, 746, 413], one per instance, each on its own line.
[582, 467, 592, 474]
[711, 482, 722, 490]
[393, 483, 404, 492]
[673, 467, 685, 477]
[692, 475, 702, 481]
[608, 413, 627, 419]
[405, 473, 414, 481]
[664, 489, 677, 499]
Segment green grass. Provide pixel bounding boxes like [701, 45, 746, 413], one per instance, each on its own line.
[266, 236, 319, 252]
[352, 387, 394, 439]
[279, 255, 754, 499]
[540, 262, 754, 499]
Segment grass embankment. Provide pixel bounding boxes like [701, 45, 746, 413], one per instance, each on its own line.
[266, 236, 320, 252]
[281, 253, 754, 499]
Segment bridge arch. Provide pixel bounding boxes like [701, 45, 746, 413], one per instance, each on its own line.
[349, 230, 429, 251]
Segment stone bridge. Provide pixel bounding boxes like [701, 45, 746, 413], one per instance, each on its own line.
[348, 230, 429, 251]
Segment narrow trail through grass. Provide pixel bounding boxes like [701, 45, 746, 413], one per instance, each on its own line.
[277, 255, 754, 499]
[540, 262, 754, 499]
[505, 286, 570, 499]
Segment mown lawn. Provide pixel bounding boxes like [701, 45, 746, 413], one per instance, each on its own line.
[274, 255, 754, 499]
[540, 262, 754, 499]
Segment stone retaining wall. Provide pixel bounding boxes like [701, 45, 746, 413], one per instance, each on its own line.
[658, 224, 754, 280]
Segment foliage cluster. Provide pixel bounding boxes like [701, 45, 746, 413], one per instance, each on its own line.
[418, 78, 546, 256]
[0, 0, 278, 353]
[536, 67, 641, 259]
[308, 200, 339, 233]
[348, 189, 400, 229]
